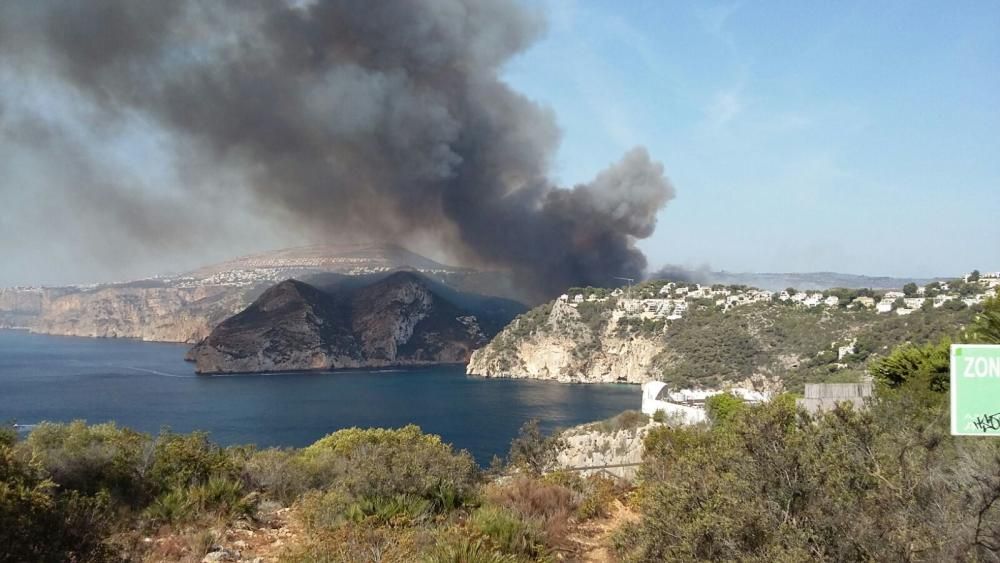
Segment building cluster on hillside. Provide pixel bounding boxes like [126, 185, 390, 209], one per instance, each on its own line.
[169, 268, 298, 288]
[558, 282, 775, 324]
[557, 270, 998, 331]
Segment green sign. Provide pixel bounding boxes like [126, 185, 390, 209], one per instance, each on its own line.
[952, 344, 1000, 435]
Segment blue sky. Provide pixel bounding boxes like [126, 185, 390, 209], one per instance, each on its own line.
[504, 0, 1000, 277]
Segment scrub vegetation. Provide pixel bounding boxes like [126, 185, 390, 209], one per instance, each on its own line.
[1, 298, 996, 562]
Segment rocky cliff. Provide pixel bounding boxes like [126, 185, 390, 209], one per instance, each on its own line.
[555, 412, 662, 480]
[467, 299, 662, 384]
[468, 284, 977, 388]
[0, 244, 526, 344]
[188, 271, 523, 374]
[0, 284, 254, 343]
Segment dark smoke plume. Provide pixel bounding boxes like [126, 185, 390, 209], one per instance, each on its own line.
[0, 0, 674, 297]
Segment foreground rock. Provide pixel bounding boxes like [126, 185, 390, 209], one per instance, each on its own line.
[189, 271, 523, 374]
[556, 412, 662, 480]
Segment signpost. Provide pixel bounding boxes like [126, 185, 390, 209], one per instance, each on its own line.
[951, 344, 1000, 435]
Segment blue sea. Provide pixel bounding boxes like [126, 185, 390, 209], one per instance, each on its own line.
[0, 330, 637, 463]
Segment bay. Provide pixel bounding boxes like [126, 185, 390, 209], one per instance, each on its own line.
[0, 330, 638, 463]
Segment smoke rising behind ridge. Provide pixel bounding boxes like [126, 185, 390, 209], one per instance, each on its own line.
[0, 0, 674, 296]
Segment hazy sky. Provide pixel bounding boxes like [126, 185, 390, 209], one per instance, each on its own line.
[1, 0, 997, 287]
[506, 0, 1000, 277]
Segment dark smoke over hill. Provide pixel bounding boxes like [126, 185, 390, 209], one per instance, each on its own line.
[0, 0, 674, 298]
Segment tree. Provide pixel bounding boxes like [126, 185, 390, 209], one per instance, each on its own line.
[704, 393, 746, 426]
[507, 420, 565, 476]
[970, 270, 982, 282]
[969, 297, 1000, 344]
[903, 282, 918, 297]
[869, 339, 951, 391]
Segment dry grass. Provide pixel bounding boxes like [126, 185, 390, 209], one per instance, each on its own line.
[486, 476, 577, 550]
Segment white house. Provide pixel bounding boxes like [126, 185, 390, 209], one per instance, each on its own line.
[854, 296, 876, 308]
[903, 297, 926, 309]
[640, 382, 768, 425]
[804, 294, 823, 307]
[641, 381, 707, 424]
[933, 295, 954, 308]
[824, 295, 840, 307]
[876, 300, 894, 314]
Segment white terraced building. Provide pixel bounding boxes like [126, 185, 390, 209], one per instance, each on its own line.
[641, 381, 768, 424]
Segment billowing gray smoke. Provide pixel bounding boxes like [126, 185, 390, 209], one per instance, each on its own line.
[0, 0, 674, 297]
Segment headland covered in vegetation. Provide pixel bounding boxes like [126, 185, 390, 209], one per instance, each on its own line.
[469, 273, 997, 389]
[2, 297, 998, 561]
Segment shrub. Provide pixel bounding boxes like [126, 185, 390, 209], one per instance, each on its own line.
[506, 419, 565, 475]
[704, 392, 746, 426]
[149, 430, 235, 491]
[301, 425, 479, 509]
[144, 489, 193, 526]
[469, 505, 545, 559]
[628, 370, 1000, 561]
[298, 488, 352, 531]
[487, 476, 576, 551]
[243, 447, 310, 505]
[20, 420, 150, 502]
[282, 523, 423, 563]
[189, 475, 254, 519]
[425, 536, 520, 563]
[575, 476, 618, 520]
[869, 339, 951, 391]
[586, 410, 647, 434]
[345, 494, 432, 527]
[0, 442, 116, 562]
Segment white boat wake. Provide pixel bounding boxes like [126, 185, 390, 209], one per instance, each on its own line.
[120, 366, 197, 379]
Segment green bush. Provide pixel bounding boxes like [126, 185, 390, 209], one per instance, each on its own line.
[20, 420, 150, 502]
[144, 488, 193, 526]
[345, 494, 432, 526]
[0, 441, 116, 562]
[628, 369, 1000, 561]
[301, 425, 479, 508]
[243, 447, 311, 505]
[149, 430, 235, 491]
[506, 419, 565, 475]
[424, 536, 519, 563]
[704, 392, 747, 426]
[298, 488, 352, 531]
[469, 505, 545, 559]
[189, 475, 253, 519]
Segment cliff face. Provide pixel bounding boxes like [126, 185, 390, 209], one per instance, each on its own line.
[556, 416, 662, 479]
[467, 300, 662, 384]
[188, 271, 521, 374]
[0, 285, 252, 343]
[468, 285, 977, 389]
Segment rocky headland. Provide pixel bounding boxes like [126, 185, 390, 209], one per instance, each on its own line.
[188, 271, 524, 374]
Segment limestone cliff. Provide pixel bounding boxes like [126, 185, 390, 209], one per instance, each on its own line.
[467, 299, 662, 384]
[0, 284, 253, 343]
[556, 413, 663, 479]
[189, 271, 523, 374]
[467, 282, 977, 388]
